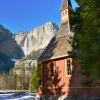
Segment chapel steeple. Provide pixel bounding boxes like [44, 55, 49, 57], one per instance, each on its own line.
[61, 0, 72, 23]
[55, 0, 73, 37]
[39, 0, 74, 61]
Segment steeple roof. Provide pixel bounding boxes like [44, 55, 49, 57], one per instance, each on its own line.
[38, 0, 74, 61]
[61, 0, 72, 10]
[38, 33, 74, 61]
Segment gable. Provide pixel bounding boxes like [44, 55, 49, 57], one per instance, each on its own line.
[38, 32, 74, 61]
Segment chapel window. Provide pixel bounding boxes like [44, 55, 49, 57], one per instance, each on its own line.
[66, 59, 73, 76]
[65, 9, 67, 15]
[49, 62, 55, 76]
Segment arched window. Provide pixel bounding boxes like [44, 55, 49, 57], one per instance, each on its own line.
[62, 11, 64, 16]
[49, 62, 54, 76]
[65, 9, 67, 15]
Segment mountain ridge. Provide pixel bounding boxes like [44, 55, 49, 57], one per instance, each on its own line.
[15, 22, 58, 55]
[0, 22, 59, 72]
[0, 24, 24, 72]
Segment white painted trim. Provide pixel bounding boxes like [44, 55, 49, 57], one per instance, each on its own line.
[66, 75, 72, 77]
[42, 54, 73, 62]
[49, 55, 68, 60]
[65, 58, 73, 77]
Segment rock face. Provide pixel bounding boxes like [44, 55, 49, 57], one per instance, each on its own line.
[15, 22, 58, 55]
[0, 25, 24, 58]
[0, 24, 24, 72]
[0, 22, 58, 72]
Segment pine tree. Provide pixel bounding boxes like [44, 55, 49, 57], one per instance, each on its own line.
[73, 0, 100, 86]
[29, 62, 41, 92]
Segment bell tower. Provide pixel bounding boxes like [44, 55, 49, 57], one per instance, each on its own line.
[61, 0, 72, 24]
[56, 0, 73, 37]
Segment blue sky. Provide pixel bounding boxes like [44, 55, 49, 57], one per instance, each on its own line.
[0, 0, 78, 34]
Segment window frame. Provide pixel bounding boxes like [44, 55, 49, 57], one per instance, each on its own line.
[65, 58, 73, 77]
[65, 9, 68, 15]
[49, 62, 55, 77]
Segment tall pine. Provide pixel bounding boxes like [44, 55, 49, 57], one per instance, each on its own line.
[73, 0, 100, 85]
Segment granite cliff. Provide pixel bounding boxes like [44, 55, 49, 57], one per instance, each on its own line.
[0, 22, 58, 72]
[0, 24, 24, 72]
[15, 22, 58, 55]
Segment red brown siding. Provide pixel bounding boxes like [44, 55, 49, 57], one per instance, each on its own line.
[41, 57, 100, 96]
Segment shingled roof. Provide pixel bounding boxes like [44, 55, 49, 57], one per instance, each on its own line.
[38, 23, 74, 61]
[38, 0, 74, 61]
[57, 22, 70, 37]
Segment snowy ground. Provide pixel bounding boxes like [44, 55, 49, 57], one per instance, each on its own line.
[0, 92, 40, 100]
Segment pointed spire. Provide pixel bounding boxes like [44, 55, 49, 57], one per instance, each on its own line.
[61, 0, 72, 11]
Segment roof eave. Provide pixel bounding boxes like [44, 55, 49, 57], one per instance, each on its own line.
[41, 54, 73, 62]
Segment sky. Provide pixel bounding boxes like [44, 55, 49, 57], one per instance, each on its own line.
[0, 0, 78, 34]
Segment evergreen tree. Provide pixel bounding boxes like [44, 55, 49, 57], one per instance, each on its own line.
[29, 62, 41, 92]
[7, 70, 17, 89]
[16, 62, 25, 90]
[73, 0, 100, 86]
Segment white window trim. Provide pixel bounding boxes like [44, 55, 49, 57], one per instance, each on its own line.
[65, 58, 73, 77]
